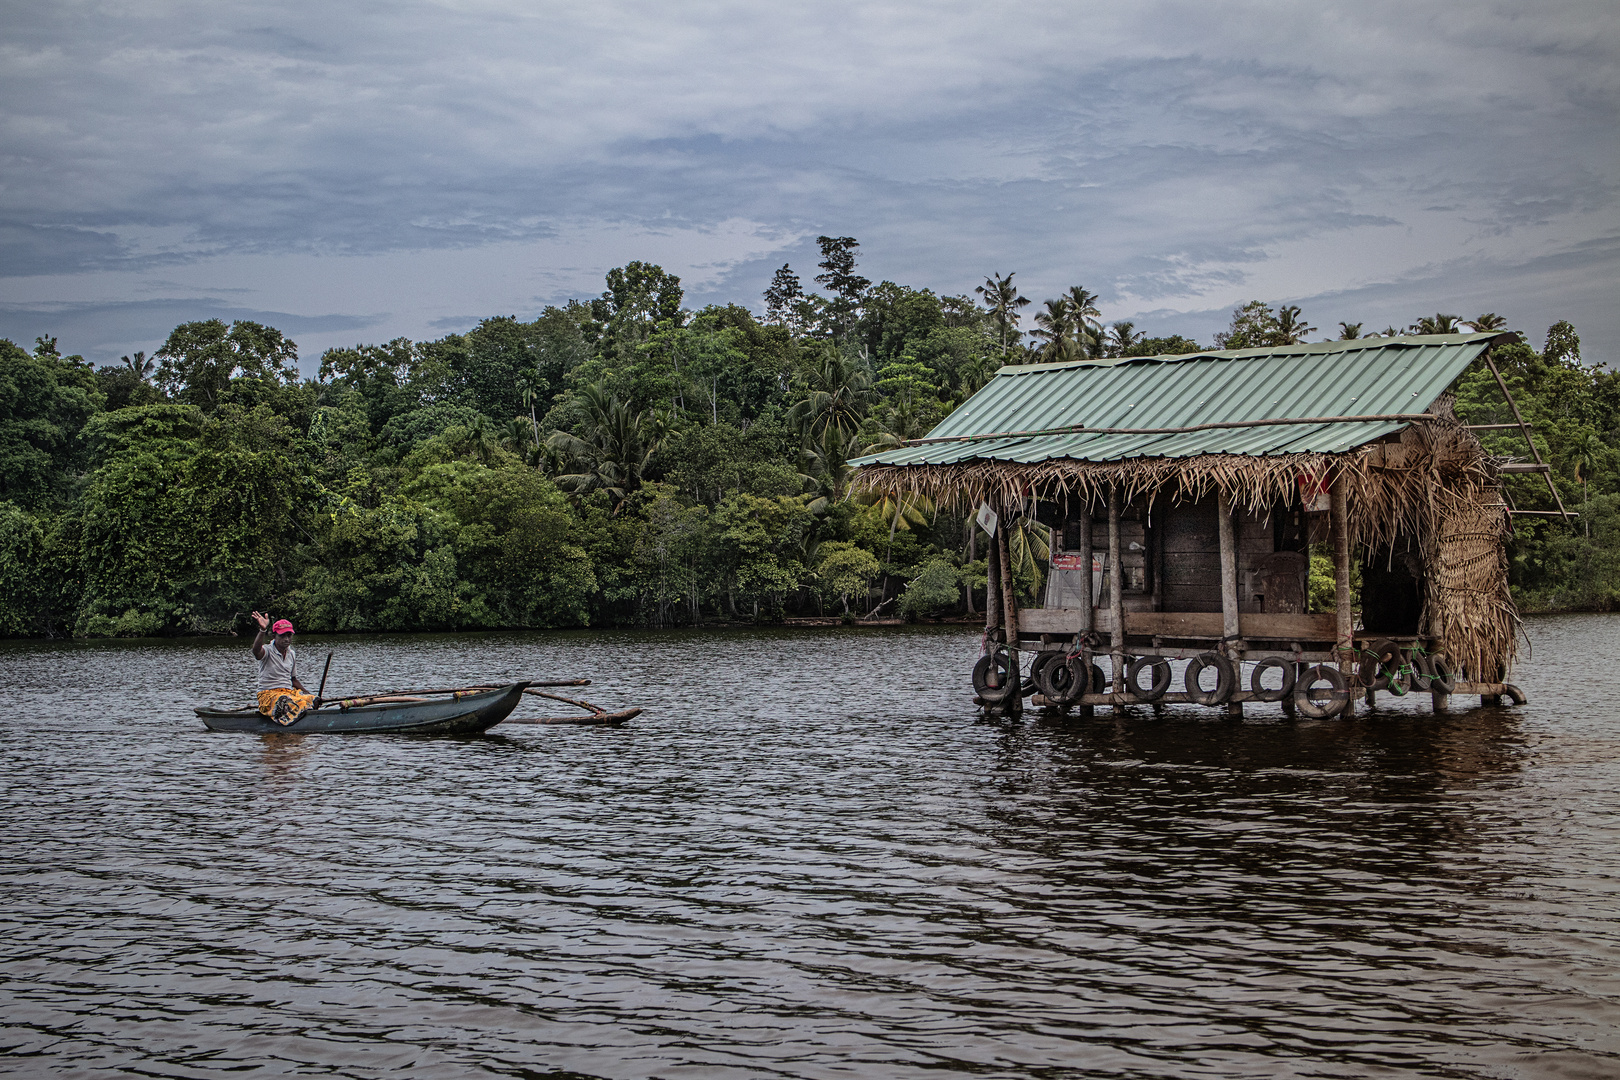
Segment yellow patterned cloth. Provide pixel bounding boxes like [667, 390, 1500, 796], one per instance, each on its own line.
[257, 688, 315, 726]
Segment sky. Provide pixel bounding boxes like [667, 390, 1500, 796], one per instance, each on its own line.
[1, 0, 1617, 372]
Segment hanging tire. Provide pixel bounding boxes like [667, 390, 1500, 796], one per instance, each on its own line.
[1427, 654, 1457, 694]
[1090, 662, 1110, 697]
[1294, 664, 1349, 718]
[1358, 638, 1399, 691]
[1125, 654, 1172, 702]
[1184, 652, 1236, 706]
[973, 648, 1018, 704]
[1046, 655, 1089, 705]
[1030, 651, 1065, 699]
[1248, 655, 1296, 702]
[1408, 650, 1434, 691]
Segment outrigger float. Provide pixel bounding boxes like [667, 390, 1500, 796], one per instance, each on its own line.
[852, 334, 1550, 718]
[197, 678, 642, 734]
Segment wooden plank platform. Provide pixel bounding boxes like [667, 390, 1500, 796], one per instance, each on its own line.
[1018, 608, 1336, 642]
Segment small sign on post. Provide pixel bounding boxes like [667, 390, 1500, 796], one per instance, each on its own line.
[975, 502, 998, 537]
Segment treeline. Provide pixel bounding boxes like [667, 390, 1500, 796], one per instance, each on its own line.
[0, 238, 1613, 637]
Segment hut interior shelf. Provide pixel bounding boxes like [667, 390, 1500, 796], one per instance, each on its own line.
[851, 333, 1539, 717]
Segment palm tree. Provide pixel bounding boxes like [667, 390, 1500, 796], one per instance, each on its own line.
[1065, 286, 1102, 336]
[975, 273, 1031, 361]
[544, 382, 660, 507]
[1338, 322, 1363, 340]
[787, 349, 873, 443]
[799, 426, 857, 515]
[1573, 432, 1601, 537]
[120, 351, 155, 381]
[516, 370, 545, 446]
[1031, 298, 1076, 362]
[1276, 305, 1316, 344]
[1106, 321, 1143, 357]
[1410, 313, 1462, 335]
[1467, 313, 1508, 332]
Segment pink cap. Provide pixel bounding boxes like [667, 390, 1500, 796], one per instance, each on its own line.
[271, 619, 295, 635]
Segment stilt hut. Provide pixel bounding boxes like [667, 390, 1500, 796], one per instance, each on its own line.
[851, 333, 1556, 717]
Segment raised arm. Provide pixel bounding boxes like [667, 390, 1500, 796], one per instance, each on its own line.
[251, 610, 269, 660]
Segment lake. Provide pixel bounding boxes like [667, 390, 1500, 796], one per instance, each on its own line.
[2, 615, 1618, 1078]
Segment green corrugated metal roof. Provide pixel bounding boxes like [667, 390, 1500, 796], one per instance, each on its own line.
[851, 333, 1500, 468]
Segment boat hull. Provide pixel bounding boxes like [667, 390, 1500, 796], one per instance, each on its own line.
[196, 682, 530, 734]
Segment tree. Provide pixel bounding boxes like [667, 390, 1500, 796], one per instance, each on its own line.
[1275, 305, 1316, 344]
[1104, 321, 1144, 357]
[545, 382, 661, 507]
[816, 540, 880, 613]
[154, 320, 299, 410]
[0, 338, 105, 508]
[1338, 322, 1363, 340]
[815, 236, 870, 343]
[1409, 313, 1462, 335]
[1467, 313, 1508, 332]
[975, 272, 1030, 361]
[787, 348, 872, 443]
[1031, 298, 1076, 362]
[1214, 301, 1282, 350]
[1545, 320, 1581, 366]
[763, 264, 805, 330]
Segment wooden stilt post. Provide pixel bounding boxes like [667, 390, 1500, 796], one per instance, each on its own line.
[1077, 503, 1095, 717]
[998, 511, 1022, 716]
[985, 521, 1002, 639]
[1331, 472, 1355, 717]
[1217, 489, 1243, 718]
[1108, 486, 1125, 700]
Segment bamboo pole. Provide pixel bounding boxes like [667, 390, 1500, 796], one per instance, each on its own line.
[1108, 486, 1125, 696]
[1331, 472, 1355, 716]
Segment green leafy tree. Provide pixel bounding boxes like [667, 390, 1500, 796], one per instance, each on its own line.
[0, 338, 104, 508]
[975, 272, 1031, 361]
[899, 555, 961, 620]
[815, 540, 880, 613]
[154, 320, 299, 410]
[1409, 313, 1462, 335]
[814, 236, 871, 344]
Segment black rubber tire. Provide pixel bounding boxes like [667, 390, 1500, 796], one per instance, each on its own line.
[1408, 650, 1434, 691]
[972, 649, 1018, 704]
[1184, 652, 1236, 706]
[1030, 651, 1062, 698]
[1091, 662, 1110, 697]
[1428, 654, 1457, 694]
[1248, 655, 1296, 702]
[1294, 664, 1349, 718]
[1125, 654, 1172, 702]
[1358, 638, 1399, 691]
[1046, 655, 1089, 706]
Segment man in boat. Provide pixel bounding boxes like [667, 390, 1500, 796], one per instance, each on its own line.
[252, 611, 313, 725]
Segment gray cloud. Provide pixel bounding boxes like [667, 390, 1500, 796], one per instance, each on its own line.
[0, 0, 1616, 358]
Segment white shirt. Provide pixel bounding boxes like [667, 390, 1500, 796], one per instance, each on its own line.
[257, 642, 298, 691]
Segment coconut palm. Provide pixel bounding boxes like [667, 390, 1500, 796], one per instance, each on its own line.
[1338, 322, 1363, 340]
[1065, 286, 1102, 335]
[1573, 431, 1602, 536]
[787, 349, 873, 442]
[544, 382, 660, 506]
[1106, 321, 1144, 357]
[1276, 305, 1316, 344]
[120, 351, 155, 381]
[1410, 313, 1462, 335]
[516, 370, 545, 446]
[1466, 313, 1508, 332]
[1031, 298, 1076, 362]
[975, 272, 1031, 360]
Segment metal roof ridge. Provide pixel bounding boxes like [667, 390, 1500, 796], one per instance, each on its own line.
[995, 331, 1506, 376]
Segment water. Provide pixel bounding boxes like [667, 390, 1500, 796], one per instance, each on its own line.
[3, 615, 1619, 1079]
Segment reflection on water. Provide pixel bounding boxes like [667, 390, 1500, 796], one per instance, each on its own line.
[2, 615, 1619, 1078]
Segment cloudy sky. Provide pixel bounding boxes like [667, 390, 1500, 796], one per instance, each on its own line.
[2, 0, 1617, 370]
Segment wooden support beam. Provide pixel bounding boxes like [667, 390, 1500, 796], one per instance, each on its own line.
[1077, 506, 1093, 634]
[1330, 472, 1355, 716]
[1466, 423, 1523, 430]
[1108, 486, 1125, 697]
[1217, 490, 1243, 718]
[1498, 463, 1553, 473]
[1482, 347, 1570, 521]
[984, 517, 1001, 637]
[997, 512, 1021, 717]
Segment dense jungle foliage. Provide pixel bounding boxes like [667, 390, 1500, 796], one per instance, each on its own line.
[0, 239, 1611, 637]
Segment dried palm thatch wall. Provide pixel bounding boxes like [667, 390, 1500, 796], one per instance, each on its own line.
[853, 412, 1517, 680]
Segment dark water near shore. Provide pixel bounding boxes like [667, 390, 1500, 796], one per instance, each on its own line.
[3, 616, 1619, 1079]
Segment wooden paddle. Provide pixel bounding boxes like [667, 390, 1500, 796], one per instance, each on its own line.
[313, 651, 333, 709]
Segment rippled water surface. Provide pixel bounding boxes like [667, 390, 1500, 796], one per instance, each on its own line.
[4, 616, 1620, 1078]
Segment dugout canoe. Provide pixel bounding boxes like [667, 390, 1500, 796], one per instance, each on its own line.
[196, 681, 529, 734]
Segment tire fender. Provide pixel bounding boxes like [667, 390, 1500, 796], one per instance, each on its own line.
[1248, 655, 1296, 702]
[1184, 652, 1236, 706]
[1125, 654, 1173, 702]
